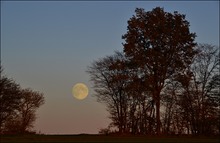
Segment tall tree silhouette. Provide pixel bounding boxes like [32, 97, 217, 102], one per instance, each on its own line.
[122, 7, 197, 134]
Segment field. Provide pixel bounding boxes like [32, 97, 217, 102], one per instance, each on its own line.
[0, 134, 219, 143]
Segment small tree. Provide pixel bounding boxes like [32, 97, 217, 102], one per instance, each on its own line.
[207, 74, 220, 134]
[0, 67, 22, 134]
[0, 67, 45, 134]
[18, 88, 44, 133]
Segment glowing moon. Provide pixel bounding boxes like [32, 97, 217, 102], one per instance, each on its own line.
[72, 83, 89, 100]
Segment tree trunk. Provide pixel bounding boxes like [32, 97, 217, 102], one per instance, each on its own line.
[155, 95, 161, 135]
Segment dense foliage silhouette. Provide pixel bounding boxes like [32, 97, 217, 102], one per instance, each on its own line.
[88, 7, 219, 135]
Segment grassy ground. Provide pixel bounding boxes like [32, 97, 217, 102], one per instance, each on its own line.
[0, 134, 219, 143]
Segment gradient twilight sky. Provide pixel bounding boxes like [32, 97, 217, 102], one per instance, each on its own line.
[1, 1, 219, 134]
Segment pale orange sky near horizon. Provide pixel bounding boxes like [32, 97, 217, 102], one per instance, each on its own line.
[1, 1, 219, 134]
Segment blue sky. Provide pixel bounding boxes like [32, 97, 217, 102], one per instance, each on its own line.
[1, 1, 219, 134]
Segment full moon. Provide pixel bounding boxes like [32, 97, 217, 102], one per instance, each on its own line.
[72, 83, 89, 100]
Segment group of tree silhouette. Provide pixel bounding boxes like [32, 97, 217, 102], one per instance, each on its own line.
[0, 66, 44, 134]
[87, 7, 219, 135]
[0, 7, 219, 136]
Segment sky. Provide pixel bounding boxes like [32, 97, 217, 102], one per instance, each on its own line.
[1, 1, 219, 134]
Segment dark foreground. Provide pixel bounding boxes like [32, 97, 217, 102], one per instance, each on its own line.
[0, 134, 219, 143]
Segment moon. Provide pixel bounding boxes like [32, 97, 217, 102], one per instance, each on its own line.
[72, 83, 89, 100]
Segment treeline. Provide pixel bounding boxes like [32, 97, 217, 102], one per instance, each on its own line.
[87, 7, 220, 135]
[0, 67, 45, 134]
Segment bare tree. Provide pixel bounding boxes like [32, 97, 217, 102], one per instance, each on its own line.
[190, 44, 219, 134]
[173, 44, 219, 135]
[87, 51, 130, 134]
[88, 51, 156, 134]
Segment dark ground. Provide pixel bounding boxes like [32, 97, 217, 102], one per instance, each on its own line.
[0, 134, 219, 143]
